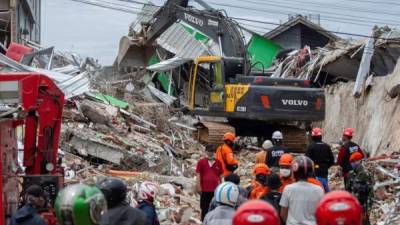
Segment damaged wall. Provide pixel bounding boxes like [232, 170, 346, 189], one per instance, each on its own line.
[322, 62, 400, 156]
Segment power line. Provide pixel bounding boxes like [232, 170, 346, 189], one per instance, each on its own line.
[237, 0, 400, 18]
[70, 0, 140, 13]
[232, 16, 400, 40]
[337, 0, 400, 6]
[207, 2, 400, 27]
[69, 0, 400, 40]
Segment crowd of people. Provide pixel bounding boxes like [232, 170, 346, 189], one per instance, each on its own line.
[196, 127, 373, 225]
[9, 127, 374, 225]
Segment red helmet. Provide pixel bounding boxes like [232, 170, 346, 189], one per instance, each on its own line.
[349, 152, 363, 162]
[316, 191, 363, 225]
[343, 128, 354, 137]
[233, 200, 280, 225]
[311, 127, 322, 137]
[223, 132, 236, 142]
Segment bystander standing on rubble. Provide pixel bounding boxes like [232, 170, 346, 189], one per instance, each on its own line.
[337, 128, 365, 187]
[267, 131, 288, 170]
[247, 163, 270, 200]
[97, 178, 147, 225]
[345, 152, 374, 225]
[203, 182, 239, 225]
[196, 144, 223, 220]
[280, 156, 324, 225]
[255, 140, 273, 164]
[306, 127, 334, 192]
[216, 132, 239, 177]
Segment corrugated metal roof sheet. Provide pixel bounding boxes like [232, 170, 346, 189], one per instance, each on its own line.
[0, 53, 89, 99]
[147, 57, 191, 72]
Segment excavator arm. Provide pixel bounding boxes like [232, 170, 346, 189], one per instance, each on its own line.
[117, 0, 247, 69]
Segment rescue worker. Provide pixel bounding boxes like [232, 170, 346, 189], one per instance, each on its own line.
[280, 156, 324, 225]
[233, 200, 280, 225]
[247, 163, 270, 200]
[196, 144, 222, 220]
[345, 152, 374, 225]
[216, 132, 239, 177]
[137, 181, 161, 225]
[266, 131, 288, 169]
[278, 153, 324, 192]
[316, 191, 363, 225]
[278, 153, 295, 192]
[306, 127, 334, 192]
[255, 140, 273, 164]
[97, 177, 147, 225]
[203, 182, 239, 225]
[10, 185, 47, 225]
[337, 128, 365, 187]
[55, 184, 107, 225]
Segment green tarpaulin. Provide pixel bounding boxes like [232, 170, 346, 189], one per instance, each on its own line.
[247, 34, 282, 70]
[94, 93, 129, 109]
[148, 54, 171, 93]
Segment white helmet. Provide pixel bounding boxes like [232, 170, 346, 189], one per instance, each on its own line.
[138, 181, 159, 202]
[215, 182, 239, 207]
[272, 131, 283, 140]
[262, 140, 273, 150]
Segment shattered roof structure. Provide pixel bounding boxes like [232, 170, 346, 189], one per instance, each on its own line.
[264, 16, 339, 50]
[265, 15, 338, 41]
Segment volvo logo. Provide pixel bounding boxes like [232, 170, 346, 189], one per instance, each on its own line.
[184, 13, 204, 27]
[281, 99, 309, 106]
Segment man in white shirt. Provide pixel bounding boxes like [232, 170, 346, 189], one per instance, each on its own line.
[280, 156, 324, 225]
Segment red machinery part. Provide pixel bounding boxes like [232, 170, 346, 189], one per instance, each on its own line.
[0, 73, 64, 225]
[0, 73, 64, 175]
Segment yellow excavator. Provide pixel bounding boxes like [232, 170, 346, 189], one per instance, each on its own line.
[117, 0, 325, 152]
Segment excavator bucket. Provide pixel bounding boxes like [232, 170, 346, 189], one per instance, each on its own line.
[116, 36, 156, 70]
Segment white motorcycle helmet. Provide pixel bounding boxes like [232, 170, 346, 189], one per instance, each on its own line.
[138, 181, 159, 202]
[215, 182, 239, 207]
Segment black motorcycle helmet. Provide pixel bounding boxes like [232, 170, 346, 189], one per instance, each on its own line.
[97, 177, 127, 208]
[292, 156, 315, 180]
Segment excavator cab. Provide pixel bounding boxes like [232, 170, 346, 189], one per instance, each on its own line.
[188, 56, 225, 111]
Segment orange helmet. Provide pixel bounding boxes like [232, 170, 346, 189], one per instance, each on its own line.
[316, 191, 362, 225]
[253, 163, 270, 176]
[343, 128, 354, 137]
[223, 132, 236, 142]
[279, 153, 294, 166]
[311, 127, 322, 137]
[349, 152, 363, 162]
[233, 200, 280, 225]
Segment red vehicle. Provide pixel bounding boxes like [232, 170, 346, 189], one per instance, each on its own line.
[0, 73, 64, 225]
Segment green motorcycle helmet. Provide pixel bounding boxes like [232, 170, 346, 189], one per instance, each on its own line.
[55, 184, 107, 225]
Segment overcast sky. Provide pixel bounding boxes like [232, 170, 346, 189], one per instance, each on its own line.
[42, 0, 400, 65]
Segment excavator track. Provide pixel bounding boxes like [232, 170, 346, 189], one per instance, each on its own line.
[280, 127, 308, 153]
[194, 121, 236, 145]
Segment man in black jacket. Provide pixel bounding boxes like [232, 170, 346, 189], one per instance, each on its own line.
[10, 185, 47, 225]
[306, 127, 334, 192]
[266, 131, 288, 170]
[97, 177, 147, 225]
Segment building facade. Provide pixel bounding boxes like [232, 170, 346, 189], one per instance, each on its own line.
[0, 0, 40, 51]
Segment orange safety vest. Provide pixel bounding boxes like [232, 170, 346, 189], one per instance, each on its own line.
[307, 177, 325, 192]
[279, 175, 295, 193]
[216, 144, 238, 177]
[255, 151, 267, 164]
[249, 180, 269, 200]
